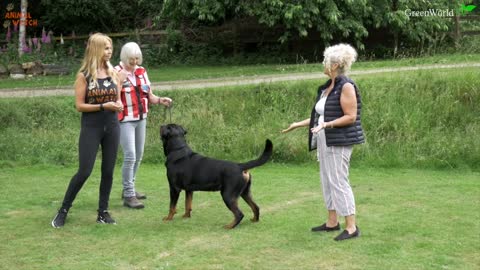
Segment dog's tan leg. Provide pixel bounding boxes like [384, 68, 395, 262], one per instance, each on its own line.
[163, 208, 177, 221]
[242, 193, 260, 222]
[241, 177, 260, 222]
[223, 199, 244, 229]
[163, 188, 180, 221]
[183, 191, 193, 218]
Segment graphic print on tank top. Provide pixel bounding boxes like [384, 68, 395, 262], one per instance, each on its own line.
[85, 77, 118, 104]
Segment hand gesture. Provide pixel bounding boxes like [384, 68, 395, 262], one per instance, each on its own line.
[310, 123, 325, 134]
[104, 101, 123, 112]
[158, 97, 173, 107]
[282, 122, 299, 133]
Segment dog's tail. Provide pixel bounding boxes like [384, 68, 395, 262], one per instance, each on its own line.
[238, 139, 273, 171]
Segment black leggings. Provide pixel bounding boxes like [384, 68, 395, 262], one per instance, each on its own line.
[61, 114, 120, 212]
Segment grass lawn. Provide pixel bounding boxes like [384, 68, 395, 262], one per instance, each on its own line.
[1, 53, 479, 90]
[0, 163, 478, 269]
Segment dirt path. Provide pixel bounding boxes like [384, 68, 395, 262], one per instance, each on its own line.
[1, 63, 478, 98]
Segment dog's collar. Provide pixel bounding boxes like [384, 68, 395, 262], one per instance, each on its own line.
[166, 147, 192, 164]
[168, 142, 187, 152]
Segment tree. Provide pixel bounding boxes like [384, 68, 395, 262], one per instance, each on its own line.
[35, 0, 462, 58]
[18, 0, 28, 56]
[162, 0, 463, 56]
[39, 0, 165, 34]
[160, 0, 370, 48]
[366, 0, 455, 56]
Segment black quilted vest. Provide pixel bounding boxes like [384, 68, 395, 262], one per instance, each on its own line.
[308, 75, 365, 151]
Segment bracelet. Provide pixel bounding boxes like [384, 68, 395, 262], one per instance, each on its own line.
[99, 103, 104, 111]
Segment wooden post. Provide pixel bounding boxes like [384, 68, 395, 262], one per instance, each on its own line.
[233, 23, 238, 57]
[135, 28, 141, 45]
[454, 15, 461, 49]
[18, 0, 28, 57]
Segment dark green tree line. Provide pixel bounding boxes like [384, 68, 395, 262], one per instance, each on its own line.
[35, 0, 474, 57]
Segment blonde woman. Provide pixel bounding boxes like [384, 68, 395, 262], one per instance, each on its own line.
[115, 42, 172, 209]
[52, 33, 124, 228]
[282, 44, 365, 241]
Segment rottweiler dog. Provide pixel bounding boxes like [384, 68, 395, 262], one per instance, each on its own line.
[160, 124, 273, 229]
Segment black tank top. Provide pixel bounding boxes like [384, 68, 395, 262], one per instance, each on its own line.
[85, 76, 118, 104]
[82, 76, 119, 128]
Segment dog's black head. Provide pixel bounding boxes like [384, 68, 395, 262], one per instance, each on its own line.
[160, 124, 187, 143]
[160, 124, 189, 157]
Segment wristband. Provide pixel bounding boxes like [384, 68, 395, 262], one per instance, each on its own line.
[100, 103, 104, 111]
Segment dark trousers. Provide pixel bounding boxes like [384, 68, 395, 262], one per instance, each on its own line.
[61, 120, 120, 212]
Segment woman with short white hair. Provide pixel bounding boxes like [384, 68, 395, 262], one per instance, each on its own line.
[115, 42, 172, 209]
[282, 43, 365, 241]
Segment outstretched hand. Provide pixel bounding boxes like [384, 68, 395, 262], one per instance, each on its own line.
[281, 123, 298, 133]
[158, 97, 173, 107]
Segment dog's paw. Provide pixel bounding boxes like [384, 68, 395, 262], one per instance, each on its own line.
[162, 216, 173, 221]
[224, 221, 240, 229]
[250, 218, 259, 223]
[223, 224, 235, 230]
[182, 213, 191, 219]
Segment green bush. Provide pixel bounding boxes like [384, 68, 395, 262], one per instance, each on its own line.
[0, 68, 478, 170]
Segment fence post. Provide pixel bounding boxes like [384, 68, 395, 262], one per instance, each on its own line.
[18, 0, 28, 57]
[135, 28, 141, 45]
[454, 15, 460, 49]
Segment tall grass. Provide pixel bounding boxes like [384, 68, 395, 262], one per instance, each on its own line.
[358, 68, 479, 169]
[0, 68, 478, 170]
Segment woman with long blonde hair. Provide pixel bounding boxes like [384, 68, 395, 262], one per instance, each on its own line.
[52, 33, 124, 228]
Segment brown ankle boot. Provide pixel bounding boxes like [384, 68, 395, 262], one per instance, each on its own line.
[123, 197, 145, 209]
[121, 191, 147, 200]
[134, 191, 147, 200]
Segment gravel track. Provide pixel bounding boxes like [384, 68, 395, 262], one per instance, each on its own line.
[1, 63, 478, 98]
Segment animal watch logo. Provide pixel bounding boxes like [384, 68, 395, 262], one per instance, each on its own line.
[459, 4, 477, 14]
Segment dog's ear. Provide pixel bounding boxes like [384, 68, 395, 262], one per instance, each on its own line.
[160, 125, 170, 139]
[176, 124, 187, 135]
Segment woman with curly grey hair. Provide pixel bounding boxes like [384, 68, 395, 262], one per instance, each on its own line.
[282, 43, 365, 241]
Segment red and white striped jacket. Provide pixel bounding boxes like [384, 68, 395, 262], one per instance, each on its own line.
[114, 63, 151, 122]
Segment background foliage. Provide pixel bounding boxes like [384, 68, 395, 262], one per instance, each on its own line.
[39, 0, 163, 34]
[25, 0, 478, 64]
[158, 0, 460, 50]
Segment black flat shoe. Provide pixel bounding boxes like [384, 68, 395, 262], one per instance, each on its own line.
[311, 222, 341, 232]
[334, 226, 360, 241]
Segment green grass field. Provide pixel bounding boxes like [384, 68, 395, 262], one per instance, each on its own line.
[1, 164, 478, 269]
[1, 53, 479, 269]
